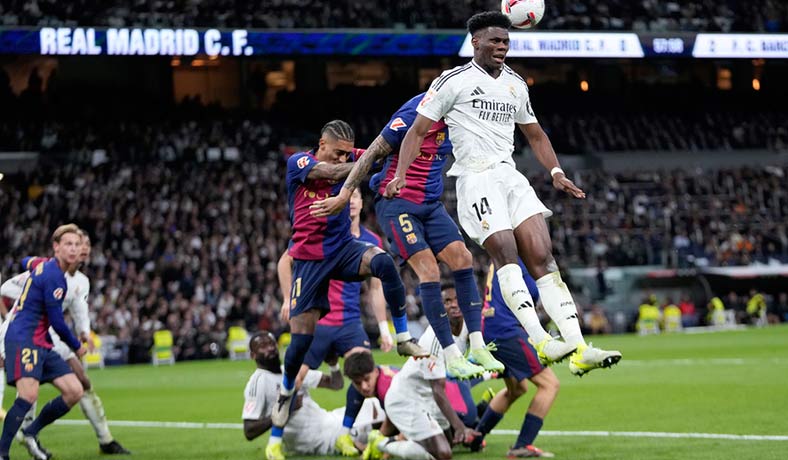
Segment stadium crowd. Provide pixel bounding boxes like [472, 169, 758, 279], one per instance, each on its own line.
[1, 0, 786, 31]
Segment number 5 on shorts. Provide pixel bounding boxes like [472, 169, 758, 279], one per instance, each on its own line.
[398, 214, 413, 233]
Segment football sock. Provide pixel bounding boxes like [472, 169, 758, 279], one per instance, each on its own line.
[341, 385, 364, 430]
[453, 268, 482, 337]
[369, 253, 410, 337]
[20, 398, 36, 432]
[536, 271, 584, 347]
[514, 413, 544, 449]
[0, 398, 32, 455]
[497, 264, 550, 343]
[282, 333, 313, 393]
[476, 407, 504, 435]
[269, 426, 283, 444]
[421, 282, 458, 356]
[23, 395, 71, 437]
[80, 388, 113, 444]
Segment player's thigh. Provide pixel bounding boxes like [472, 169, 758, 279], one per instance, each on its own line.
[333, 323, 371, 356]
[335, 240, 381, 280]
[290, 259, 331, 318]
[41, 349, 76, 385]
[505, 167, 552, 227]
[513, 213, 555, 275]
[303, 324, 337, 369]
[375, 198, 430, 264]
[456, 170, 513, 247]
[491, 331, 545, 383]
[385, 393, 444, 442]
[421, 202, 467, 263]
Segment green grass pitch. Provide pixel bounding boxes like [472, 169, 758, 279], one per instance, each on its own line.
[5, 325, 788, 459]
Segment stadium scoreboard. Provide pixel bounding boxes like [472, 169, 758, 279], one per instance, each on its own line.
[0, 27, 787, 58]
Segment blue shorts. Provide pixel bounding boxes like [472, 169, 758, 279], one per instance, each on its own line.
[485, 329, 544, 382]
[303, 323, 371, 369]
[375, 197, 463, 264]
[5, 341, 73, 386]
[290, 239, 375, 317]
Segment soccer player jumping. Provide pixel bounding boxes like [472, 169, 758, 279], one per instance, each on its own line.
[387, 11, 621, 370]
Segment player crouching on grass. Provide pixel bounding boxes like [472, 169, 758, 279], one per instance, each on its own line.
[243, 332, 384, 457]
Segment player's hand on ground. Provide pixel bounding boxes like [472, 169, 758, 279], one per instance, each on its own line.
[383, 177, 406, 198]
[552, 173, 586, 199]
[76, 344, 88, 358]
[453, 426, 480, 446]
[379, 332, 393, 353]
[310, 195, 348, 217]
[280, 300, 291, 322]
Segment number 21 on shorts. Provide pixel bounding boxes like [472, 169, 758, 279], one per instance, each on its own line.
[472, 197, 491, 221]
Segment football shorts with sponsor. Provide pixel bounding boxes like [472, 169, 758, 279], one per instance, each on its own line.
[303, 322, 371, 369]
[385, 387, 449, 441]
[456, 162, 552, 246]
[5, 340, 73, 385]
[375, 197, 463, 264]
[484, 328, 544, 382]
[290, 240, 376, 317]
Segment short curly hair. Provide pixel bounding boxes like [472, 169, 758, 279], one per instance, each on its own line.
[467, 11, 512, 35]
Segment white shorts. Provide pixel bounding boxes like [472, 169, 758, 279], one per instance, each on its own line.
[456, 162, 552, 246]
[384, 390, 449, 442]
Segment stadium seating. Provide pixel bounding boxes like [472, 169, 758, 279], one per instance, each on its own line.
[1, 0, 785, 31]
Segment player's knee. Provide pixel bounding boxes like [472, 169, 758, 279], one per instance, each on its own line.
[370, 252, 398, 281]
[443, 243, 473, 271]
[434, 444, 453, 460]
[64, 383, 84, 406]
[535, 369, 560, 395]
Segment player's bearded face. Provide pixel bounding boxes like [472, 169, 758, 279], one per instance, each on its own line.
[253, 337, 281, 370]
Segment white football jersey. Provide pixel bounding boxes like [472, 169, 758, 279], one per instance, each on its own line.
[242, 368, 341, 455]
[417, 60, 537, 176]
[387, 323, 469, 402]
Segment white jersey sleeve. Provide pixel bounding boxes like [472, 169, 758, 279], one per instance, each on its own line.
[514, 84, 538, 125]
[0, 271, 30, 300]
[242, 370, 275, 420]
[417, 66, 466, 122]
[301, 369, 324, 389]
[66, 271, 91, 337]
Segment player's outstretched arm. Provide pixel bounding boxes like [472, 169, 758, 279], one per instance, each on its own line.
[519, 122, 586, 199]
[429, 378, 479, 445]
[277, 251, 294, 322]
[306, 161, 356, 182]
[244, 416, 273, 441]
[384, 114, 435, 198]
[310, 135, 393, 217]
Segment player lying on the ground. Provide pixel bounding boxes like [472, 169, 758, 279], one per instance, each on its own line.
[0, 231, 130, 459]
[354, 287, 484, 460]
[279, 188, 394, 457]
[242, 332, 385, 456]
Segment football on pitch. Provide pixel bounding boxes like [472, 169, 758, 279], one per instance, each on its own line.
[501, 0, 545, 29]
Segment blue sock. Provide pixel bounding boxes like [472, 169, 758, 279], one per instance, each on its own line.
[23, 395, 71, 437]
[453, 268, 482, 333]
[270, 425, 284, 438]
[342, 385, 364, 429]
[369, 253, 408, 334]
[515, 413, 544, 448]
[421, 282, 454, 349]
[0, 398, 33, 455]
[283, 333, 313, 391]
[475, 407, 504, 435]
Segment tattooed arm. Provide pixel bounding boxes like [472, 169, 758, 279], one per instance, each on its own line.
[310, 135, 393, 217]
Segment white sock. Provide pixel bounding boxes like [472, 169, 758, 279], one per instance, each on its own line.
[443, 343, 462, 361]
[469, 331, 485, 350]
[395, 332, 413, 342]
[536, 271, 585, 347]
[382, 439, 434, 460]
[80, 388, 113, 444]
[20, 398, 36, 432]
[496, 264, 550, 343]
